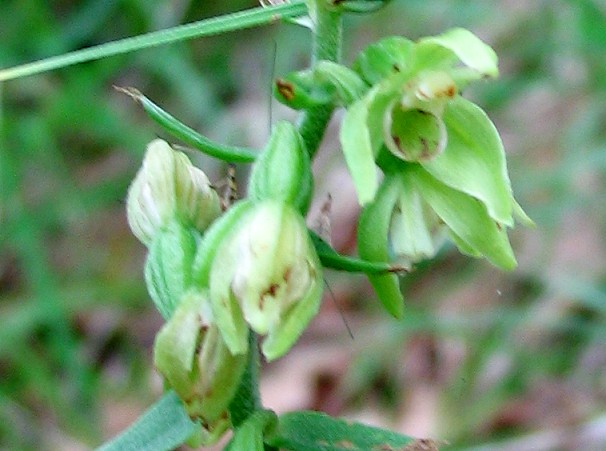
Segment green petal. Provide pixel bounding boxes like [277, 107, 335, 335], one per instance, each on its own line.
[357, 175, 405, 317]
[417, 28, 498, 78]
[421, 96, 514, 226]
[412, 166, 517, 270]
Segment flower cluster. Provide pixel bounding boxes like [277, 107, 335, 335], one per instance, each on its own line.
[126, 124, 323, 443]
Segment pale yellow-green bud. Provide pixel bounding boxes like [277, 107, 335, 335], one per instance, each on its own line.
[126, 139, 221, 246]
[209, 201, 323, 360]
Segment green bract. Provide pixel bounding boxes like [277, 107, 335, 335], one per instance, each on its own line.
[145, 220, 199, 319]
[126, 139, 222, 247]
[207, 201, 323, 361]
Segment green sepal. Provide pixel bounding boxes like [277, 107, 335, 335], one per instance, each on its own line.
[340, 82, 395, 205]
[248, 121, 313, 213]
[513, 199, 535, 227]
[260, 218, 324, 361]
[225, 410, 278, 451]
[274, 63, 367, 111]
[145, 220, 199, 319]
[353, 36, 414, 85]
[208, 202, 323, 361]
[357, 175, 405, 317]
[153, 292, 202, 398]
[411, 166, 517, 270]
[338, 0, 393, 14]
[420, 96, 514, 226]
[416, 27, 499, 79]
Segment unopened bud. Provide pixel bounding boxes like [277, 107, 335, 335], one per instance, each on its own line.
[210, 201, 323, 360]
[126, 139, 221, 246]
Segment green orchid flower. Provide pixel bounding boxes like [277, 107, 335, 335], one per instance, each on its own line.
[344, 29, 532, 316]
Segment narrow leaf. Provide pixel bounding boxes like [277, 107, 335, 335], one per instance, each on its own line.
[97, 391, 196, 451]
[0, 2, 308, 81]
[265, 411, 415, 450]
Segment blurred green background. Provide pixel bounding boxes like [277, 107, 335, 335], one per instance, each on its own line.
[2, 1, 606, 450]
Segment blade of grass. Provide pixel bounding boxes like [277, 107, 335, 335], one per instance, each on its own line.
[0, 2, 308, 82]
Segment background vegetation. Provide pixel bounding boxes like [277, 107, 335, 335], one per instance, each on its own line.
[1, 1, 606, 449]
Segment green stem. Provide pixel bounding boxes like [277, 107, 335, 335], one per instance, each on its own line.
[297, 1, 343, 157]
[0, 2, 308, 82]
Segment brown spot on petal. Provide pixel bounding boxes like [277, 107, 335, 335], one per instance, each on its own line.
[276, 79, 295, 101]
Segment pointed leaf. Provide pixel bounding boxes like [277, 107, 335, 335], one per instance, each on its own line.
[98, 391, 196, 451]
[265, 411, 415, 451]
[421, 96, 514, 226]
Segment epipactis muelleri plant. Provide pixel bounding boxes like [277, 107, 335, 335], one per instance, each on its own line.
[124, 5, 531, 448]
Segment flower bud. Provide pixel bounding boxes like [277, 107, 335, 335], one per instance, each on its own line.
[154, 290, 247, 445]
[248, 122, 313, 214]
[126, 139, 221, 246]
[210, 201, 323, 360]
